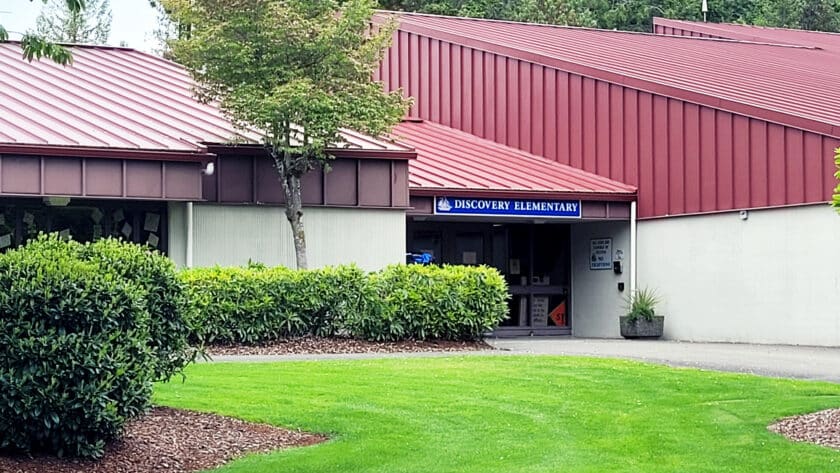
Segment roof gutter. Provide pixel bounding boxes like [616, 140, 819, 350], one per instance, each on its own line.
[204, 143, 416, 160]
[0, 144, 212, 162]
[410, 187, 637, 202]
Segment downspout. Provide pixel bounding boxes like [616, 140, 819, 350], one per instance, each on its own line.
[186, 202, 194, 268]
[629, 200, 637, 294]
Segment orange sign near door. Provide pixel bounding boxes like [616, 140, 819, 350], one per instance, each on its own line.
[549, 301, 567, 327]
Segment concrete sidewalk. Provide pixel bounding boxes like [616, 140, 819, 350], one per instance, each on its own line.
[208, 337, 840, 383]
[488, 337, 840, 383]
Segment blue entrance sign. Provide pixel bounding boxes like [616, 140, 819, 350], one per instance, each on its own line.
[434, 196, 582, 218]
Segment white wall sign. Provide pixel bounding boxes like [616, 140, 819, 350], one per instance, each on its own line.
[532, 296, 549, 326]
[590, 238, 612, 270]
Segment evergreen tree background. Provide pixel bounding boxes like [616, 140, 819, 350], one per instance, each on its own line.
[379, 0, 840, 32]
[35, 0, 112, 44]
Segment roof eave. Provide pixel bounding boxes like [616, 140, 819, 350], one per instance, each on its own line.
[409, 187, 637, 201]
[0, 143, 211, 162]
[204, 143, 416, 160]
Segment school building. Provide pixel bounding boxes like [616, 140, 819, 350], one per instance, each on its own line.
[0, 14, 838, 345]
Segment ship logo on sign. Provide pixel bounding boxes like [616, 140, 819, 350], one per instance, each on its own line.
[436, 197, 453, 212]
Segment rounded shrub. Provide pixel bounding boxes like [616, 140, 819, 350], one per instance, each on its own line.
[0, 235, 155, 458]
[182, 265, 302, 344]
[303, 265, 375, 337]
[79, 238, 195, 381]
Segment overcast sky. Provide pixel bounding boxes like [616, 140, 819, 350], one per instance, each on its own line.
[0, 0, 160, 52]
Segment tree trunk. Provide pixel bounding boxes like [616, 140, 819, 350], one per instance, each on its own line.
[277, 151, 308, 269]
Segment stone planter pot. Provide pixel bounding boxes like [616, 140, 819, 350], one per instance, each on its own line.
[619, 316, 664, 339]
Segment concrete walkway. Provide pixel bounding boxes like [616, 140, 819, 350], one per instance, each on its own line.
[209, 337, 840, 383]
[488, 337, 840, 383]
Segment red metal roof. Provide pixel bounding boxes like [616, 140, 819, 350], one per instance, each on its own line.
[386, 12, 840, 138]
[394, 120, 636, 200]
[0, 42, 412, 159]
[653, 17, 840, 53]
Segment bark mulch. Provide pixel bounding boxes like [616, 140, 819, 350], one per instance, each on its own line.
[0, 407, 326, 473]
[769, 408, 840, 450]
[208, 336, 494, 356]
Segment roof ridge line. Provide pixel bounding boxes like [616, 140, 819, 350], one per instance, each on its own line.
[656, 17, 840, 38]
[384, 10, 821, 50]
[0, 39, 135, 51]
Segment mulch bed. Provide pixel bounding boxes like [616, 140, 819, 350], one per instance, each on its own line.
[0, 407, 326, 473]
[208, 336, 494, 356]
[769, 408, 840, 450]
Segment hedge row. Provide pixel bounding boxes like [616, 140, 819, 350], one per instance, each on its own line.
[0, 235, 194, 458]
[181, 263, 509, 343]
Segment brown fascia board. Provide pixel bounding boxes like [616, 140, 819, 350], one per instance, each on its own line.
[0, 143, 211, 162]
[204, 143, 416, 160]
[409, 187, 637, 202]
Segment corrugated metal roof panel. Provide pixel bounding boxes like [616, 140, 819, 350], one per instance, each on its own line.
[0, 43, 411, 156]
[387, 12, 840, 137]
[653, 17, 840, 52]
[395, 120, 636, 198]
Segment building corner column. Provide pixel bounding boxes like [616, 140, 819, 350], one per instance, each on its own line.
[186, 202, 194, 268]
[629, 200, 637, 294]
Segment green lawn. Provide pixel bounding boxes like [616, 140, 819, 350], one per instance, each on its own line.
[154, 356, 840, 472]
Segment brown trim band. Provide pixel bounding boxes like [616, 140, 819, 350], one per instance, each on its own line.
[204, 143, 416, 161]
[0, 144, 210, 162]
[196, 201, 411, 210]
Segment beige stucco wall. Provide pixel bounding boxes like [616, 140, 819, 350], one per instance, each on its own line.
[637, 204, 840, 347]
[168, 203, 406, 271]
[570, 221, 631, 338]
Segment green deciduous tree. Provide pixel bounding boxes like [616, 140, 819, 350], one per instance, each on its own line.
[35, 0, 112, 44]
[510, 0, 597, 27]
[833, 148, 840, 213]
[163, 0, 411, 269]
[379, 0, 840, 32]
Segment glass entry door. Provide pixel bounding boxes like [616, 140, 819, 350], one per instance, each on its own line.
[454, 232, 484, 265]
[407, 220, 571, 335]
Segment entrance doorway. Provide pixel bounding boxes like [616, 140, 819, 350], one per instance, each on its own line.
[407, 219, 571, 335]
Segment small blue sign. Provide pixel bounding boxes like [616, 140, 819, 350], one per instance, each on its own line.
[434, 196, 581, 218]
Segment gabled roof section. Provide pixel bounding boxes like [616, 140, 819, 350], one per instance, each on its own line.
[394, 120, 636, 200]
[384, 12, 840, 138]
[0, 42, 413, 160]
[653, 17, 840, 53]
